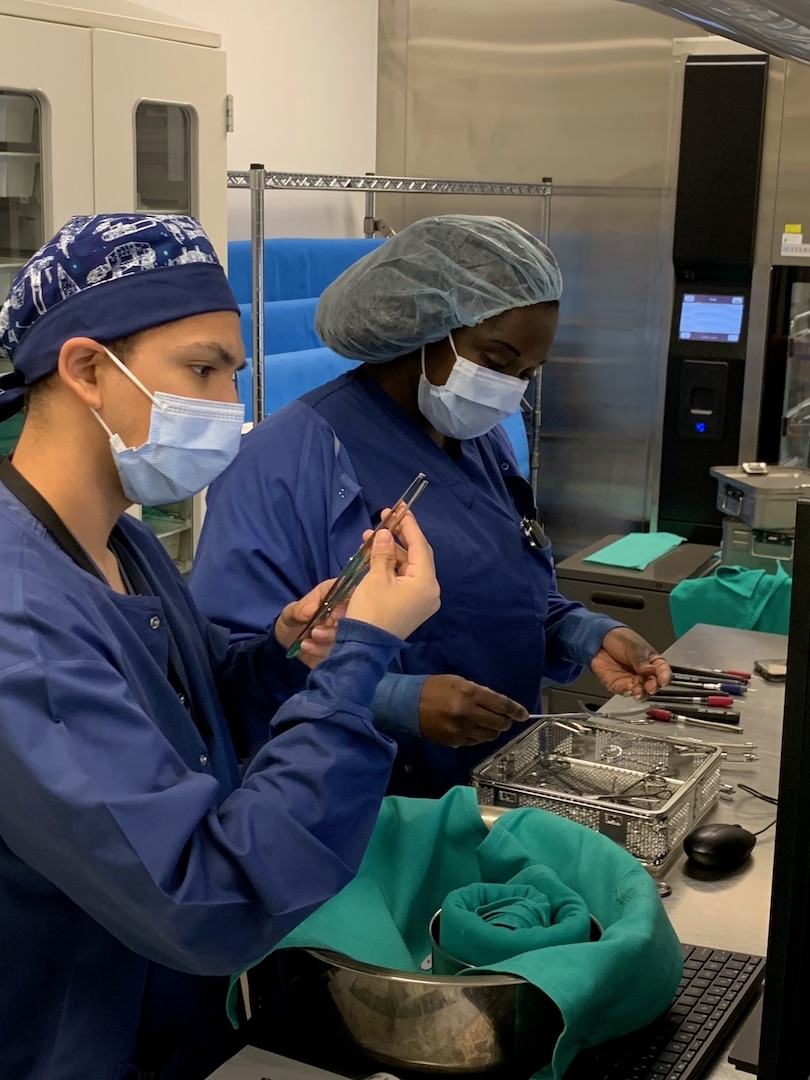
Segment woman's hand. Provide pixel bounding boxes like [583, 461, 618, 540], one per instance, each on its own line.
[590, 627, 672, 700]
[274, 579, 347, 669]
[418, 675, 529, 747]
[275, 510, 440, 666]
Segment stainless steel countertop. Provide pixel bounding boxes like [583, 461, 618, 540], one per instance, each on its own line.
[647, 624, 785, 960]
[635, 624, 786, 1080]
[206, 1046, 349, 1080]
[207, 624, 788, 1080]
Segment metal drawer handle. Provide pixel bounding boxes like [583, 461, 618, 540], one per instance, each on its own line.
[721, 486, 744, 516]
[589, 591, 646, 610]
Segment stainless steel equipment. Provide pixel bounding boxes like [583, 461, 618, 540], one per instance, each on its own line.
[295, 803, 560, 1074]
[472, 716, 723, 867]
[376, 0, 810, 557]
[781, 289, 810, 464]
[302, 947, 560, 1073]
[377, 0, 690, 556]
[721, 519, 795, 573]
[712, 466, 810, 530]
[711, 465, 810, 570]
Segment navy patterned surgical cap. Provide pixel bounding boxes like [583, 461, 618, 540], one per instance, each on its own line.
[0, 213, 238, 420]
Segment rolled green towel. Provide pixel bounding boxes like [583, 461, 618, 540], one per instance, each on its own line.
[440, 867, 592, 968]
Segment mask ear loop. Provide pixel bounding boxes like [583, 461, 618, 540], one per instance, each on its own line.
[91, 344, 165, 440]
[448, 330, 462, 362]
[100, 345, 166, 409]
[92, 409, 116, 440]
[423, 334, 464, 388]
[421, 344, 431, 384]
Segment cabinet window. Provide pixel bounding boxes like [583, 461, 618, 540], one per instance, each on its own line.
[1, 90, 44, 456]
[135, 102, 195, 215]
[135, 104, 197, 570]
[0, 90, 43, 305]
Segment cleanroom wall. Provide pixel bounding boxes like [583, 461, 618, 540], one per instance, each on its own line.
[376, 0, 702, 557]
[153, 0, 380, 239]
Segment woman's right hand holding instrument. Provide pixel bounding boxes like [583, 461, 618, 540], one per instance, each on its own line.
[346, 510, 440, 640]
[417, 675, 529, 747]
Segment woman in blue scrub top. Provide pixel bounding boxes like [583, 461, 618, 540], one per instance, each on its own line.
[191, 215, 671, 798]
[0, 214, 439, 1080]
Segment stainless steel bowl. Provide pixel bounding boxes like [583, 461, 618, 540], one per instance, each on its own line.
[304, 947, 562, 1073]
[299, 807, 573, 1072]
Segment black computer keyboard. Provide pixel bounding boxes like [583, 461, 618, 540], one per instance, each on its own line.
[564, 942, 765, 1080]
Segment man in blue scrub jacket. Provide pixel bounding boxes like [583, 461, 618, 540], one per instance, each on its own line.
[191, 215, 671, 797]
[0, 214, 440, 1080]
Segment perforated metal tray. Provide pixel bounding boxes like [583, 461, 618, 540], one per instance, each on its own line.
[472, 715, 723, 867]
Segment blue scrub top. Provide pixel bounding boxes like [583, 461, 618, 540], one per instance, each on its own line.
[0, 479, 401, 1079]
[192, 371, 619, 797]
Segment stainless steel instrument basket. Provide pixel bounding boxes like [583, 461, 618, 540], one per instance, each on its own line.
[472, 715, 723, 867]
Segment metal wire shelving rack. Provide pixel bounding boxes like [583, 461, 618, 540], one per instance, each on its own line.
[227, 164, 552, 499]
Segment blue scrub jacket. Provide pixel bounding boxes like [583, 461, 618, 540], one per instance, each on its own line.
[191, 371, 620, 796]
[0, 482, 400, 1079]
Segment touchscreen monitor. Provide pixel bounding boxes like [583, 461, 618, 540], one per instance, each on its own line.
[678, 293, 745, 343]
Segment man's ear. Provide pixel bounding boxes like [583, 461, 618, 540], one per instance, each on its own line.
[56, 338, 108, 410]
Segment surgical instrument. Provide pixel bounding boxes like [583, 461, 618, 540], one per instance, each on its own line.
[649, 693, 734, 707]
[646, 709, 743, 732]
[670, 663, 750, 683]
[667, 673, 747, 693]
[651, 686, 736, 702]
[286, 472, 429, 658]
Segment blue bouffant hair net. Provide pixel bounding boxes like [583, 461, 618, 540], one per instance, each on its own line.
[315, 214, 562, 363]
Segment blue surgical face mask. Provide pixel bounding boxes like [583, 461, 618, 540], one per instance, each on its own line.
[417, 332, 528, 440]
[93, 347, 245, 505]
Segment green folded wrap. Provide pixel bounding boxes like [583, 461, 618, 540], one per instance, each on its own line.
[439, 868, 592, 967]
[582, 532, 685, 570]
[229, 787, 683, 1080]
[669, 562, 792, 637]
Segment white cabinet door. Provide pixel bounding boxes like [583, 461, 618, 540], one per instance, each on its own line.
[90, 30, 228, 568]
[90, 29, 227, 259]
[1, 15, 94, 457]
[1, 14, 94, 266]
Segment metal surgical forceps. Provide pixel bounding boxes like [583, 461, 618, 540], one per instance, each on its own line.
[286, 472, 429, 658]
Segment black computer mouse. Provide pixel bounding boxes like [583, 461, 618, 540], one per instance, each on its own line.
[683, 822, 757, 870]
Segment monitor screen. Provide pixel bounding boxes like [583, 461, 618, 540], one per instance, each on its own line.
[678, 293, 746, 343]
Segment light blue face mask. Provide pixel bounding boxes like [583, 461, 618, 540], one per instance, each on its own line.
[417, 331, 528, 440]
[93, 347, 245, 505]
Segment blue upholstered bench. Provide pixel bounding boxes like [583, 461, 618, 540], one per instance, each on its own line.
[227, 237, 530, 475]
